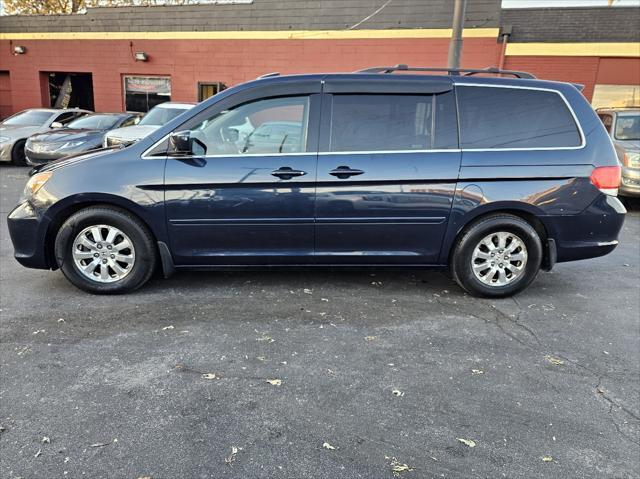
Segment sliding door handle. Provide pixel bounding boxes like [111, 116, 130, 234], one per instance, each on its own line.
[329, 166, 365, 179]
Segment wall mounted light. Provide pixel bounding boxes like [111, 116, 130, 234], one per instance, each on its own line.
[134, 52, 148, 62]
[13, 45, 26, 55]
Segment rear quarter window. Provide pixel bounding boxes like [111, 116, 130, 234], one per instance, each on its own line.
[457, 86, 582, 149]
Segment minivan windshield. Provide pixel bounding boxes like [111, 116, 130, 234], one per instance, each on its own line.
[2, 110, 52, 127]
[67, 114, 121, 130]
[615, 115, 640, 141]
[139, 107, 188, 126]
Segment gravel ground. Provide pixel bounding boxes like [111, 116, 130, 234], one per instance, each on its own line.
[1, 164, 638, 479]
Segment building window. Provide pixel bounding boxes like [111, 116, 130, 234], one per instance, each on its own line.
[124, 76, 171, 112]
[198, 82, 226, 102]
[592, 84, 640, 110]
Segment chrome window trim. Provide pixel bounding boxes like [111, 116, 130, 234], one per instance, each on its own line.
[143, 148, 462, 160]
[454, 82, 586, 151]
[143, 82, 587, 159]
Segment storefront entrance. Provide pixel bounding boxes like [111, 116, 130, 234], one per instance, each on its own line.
[44, 72, 94, 111]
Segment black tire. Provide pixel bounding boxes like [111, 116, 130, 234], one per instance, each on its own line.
[54, 206, 157, 294]
[451, 214, 543, 298]
[11, 139, 27, 166]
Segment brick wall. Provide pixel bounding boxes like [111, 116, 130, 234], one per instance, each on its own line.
[0, 37, 500, 113]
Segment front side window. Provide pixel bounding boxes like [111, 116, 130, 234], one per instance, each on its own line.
[329, 93, 457, 152]
[54, 111, 82, 125]
[185, 96, 309, 156]
[598, 114, 613, 133]
[457, 86, 582, 149]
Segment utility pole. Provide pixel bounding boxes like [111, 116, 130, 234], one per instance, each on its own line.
[447, 0, 468, 71]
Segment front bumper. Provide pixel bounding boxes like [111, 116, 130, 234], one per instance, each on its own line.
[544, 194, 626, 263]
[7, 201, 52, 269]
[0, 141, 13, 162]
[619, 167, 640, 197]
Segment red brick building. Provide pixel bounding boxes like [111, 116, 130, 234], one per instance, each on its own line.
[0, 0, 638, 119]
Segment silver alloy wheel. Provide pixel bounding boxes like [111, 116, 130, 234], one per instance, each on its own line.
[71, 224, 135, 283]
[471, 231, 528, 287]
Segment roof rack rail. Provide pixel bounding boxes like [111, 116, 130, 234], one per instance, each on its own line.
[357, 64, 536, 79]
[257, 72, 280, 79]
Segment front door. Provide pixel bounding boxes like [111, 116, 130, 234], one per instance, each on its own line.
[163, 83, 321, 265]
[315, 77, 461, 264]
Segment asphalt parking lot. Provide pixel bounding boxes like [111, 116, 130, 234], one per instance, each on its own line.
[0, 164, 638, 479]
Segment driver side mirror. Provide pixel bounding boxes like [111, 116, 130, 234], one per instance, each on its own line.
[50, 121, 63, 129]
[168, 130, 193, 156]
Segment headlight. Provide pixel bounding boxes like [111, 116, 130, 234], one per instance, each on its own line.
[24, 171, 52, 196]
[57, 141, 85, 150]
[0, 136, 9, 143]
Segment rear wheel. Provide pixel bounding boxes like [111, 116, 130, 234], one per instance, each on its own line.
[451, 214, 543, 298]
[11, 140, 27, 166]
[54, 206, 157, 294]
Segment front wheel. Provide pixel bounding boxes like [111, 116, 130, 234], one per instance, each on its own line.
[54, 206, 157, 294]
[11, 140, 27, 166]
[451, 214, 543, 298]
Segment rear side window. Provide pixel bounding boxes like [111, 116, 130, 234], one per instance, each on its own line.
[457, 86, 582, 149]
[329, 92, 458, 152]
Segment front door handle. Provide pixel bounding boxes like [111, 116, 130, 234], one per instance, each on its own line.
[329, 165, 365, 179]
[271, 166, 307, 180]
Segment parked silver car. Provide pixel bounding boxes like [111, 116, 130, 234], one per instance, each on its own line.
[102, 102, 194, 148]
[0, 108, 91, 165]
[597, 108, 640, 197]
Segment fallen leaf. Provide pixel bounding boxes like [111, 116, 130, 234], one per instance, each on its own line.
[201, 373, 217, 380]
[161, 325, 174, 330]
[389, 457, 413, 476]
[266, 379, 282, 386]
[471, 369, 484, 375]
[364, 336, 377, 341]
[225, 446, 238, 465]
[542, 455, 553, 462]
[42, 436, 50, 443]
[392, 388, 405, 397]
[57, 318, 65, 323]
[457, 438, 476, 448]
[544, 355, 565, 366]
[322, 442, 336, 450]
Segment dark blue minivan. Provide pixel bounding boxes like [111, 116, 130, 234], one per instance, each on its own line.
[7, 66, 626, 296]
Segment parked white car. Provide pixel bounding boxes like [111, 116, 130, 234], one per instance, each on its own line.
[103, 102, 195, 147]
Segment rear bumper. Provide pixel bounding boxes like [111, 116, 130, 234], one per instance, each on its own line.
[7, 201, 51, 269]
[544, 194, 626, 263]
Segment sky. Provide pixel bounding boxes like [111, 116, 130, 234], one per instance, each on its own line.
[502, 0, 640, 7]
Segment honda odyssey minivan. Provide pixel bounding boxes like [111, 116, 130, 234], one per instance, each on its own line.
[7, 66, 626, 297]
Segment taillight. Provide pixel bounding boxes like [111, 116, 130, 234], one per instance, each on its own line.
[590, 166, 621, 196]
